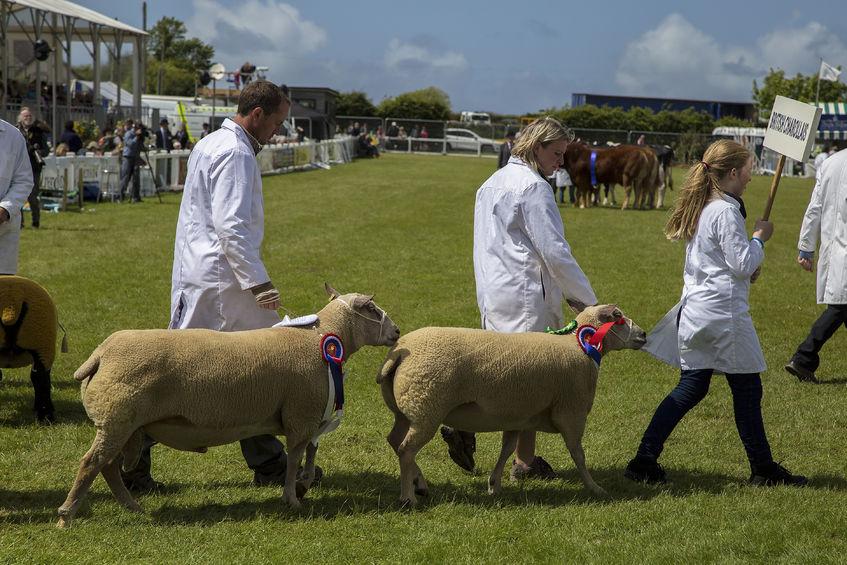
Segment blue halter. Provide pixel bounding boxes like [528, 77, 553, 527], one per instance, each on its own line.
[589, 151, 598, 186]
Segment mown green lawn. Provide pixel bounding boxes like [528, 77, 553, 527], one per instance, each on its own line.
[1, 153, 846, 563]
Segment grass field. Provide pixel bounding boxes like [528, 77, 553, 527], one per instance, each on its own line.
[2, 153, 846, 563]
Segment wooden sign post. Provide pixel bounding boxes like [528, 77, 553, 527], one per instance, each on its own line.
[761, 96, 822, 220]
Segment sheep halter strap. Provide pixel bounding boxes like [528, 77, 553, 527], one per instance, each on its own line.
[577, 318, 625, 366]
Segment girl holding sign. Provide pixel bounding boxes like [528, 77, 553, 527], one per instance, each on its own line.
[625, 139, 807, 487]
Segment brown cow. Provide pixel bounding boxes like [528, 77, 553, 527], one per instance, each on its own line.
[563, 142, 656, 209]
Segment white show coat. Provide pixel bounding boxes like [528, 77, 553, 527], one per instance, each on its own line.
[473, 156, 597, 333]
[644, 194, 766, 373]
[170, 118, 280, 331]
[798, 148, 847, 305]
[0, 119, 34, 274]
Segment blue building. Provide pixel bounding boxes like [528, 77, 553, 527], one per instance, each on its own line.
[572, 93, 755, 121]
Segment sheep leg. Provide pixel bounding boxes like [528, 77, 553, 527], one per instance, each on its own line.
[295, 442, 318, 498]
[397, 424, 437, 507]
[57, 429, 125, 528]
[100, 457, 143, 513]
[557, 416, 607, 497]
[30, 358, 54, 424]
[488, 430, 519, 495]
[283, 439, 309, 509]
[386, 414, 428, 496]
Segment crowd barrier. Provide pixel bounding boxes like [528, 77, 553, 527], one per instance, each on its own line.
[37, 137, 358, 210]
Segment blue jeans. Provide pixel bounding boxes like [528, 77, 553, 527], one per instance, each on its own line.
[636, 369, 773, 469]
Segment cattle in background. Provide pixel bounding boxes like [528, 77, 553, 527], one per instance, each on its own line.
[650, 144, 674, 208]
[563, 141, 658, 210]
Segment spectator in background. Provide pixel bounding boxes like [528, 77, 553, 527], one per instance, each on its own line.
[498, 130, 516, 169]
[420, 126, 429, 139]
[98, 128, 117, 154]
[174, 122, 190, 150]
[387, 121, 399, 138]
[636, 134, 646, 146]
[120, 119, 143, 203]
[349, 121, 361, 136]
[410, 124, 419, 139]
[16, 107, 49, 229]
[240, 61, 256, 86]
[200, 122, 211, 139]
[60, 120, 83, 155]
[0, 118, 33, 274]
[156, 118, 174, 151]
[553, 165, 573, 205]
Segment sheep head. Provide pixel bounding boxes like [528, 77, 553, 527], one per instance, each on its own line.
[323, 283, 400, 349]
[574, 304, 646, 352]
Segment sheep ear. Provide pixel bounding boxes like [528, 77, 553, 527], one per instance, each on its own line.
[352, 294, 374, 309]
[324, 282, 339, 300]
[599, 304, 620, 321]
[566, 299, 587, 314]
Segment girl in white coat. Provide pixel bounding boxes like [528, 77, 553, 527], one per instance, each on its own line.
[441, 117, 598, 479]
[625, 140, 806, 487]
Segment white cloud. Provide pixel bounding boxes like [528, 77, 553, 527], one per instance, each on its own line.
[384, 38, 468, 75]
[188, 0, 326, 75]
[615, 14, 847, 101]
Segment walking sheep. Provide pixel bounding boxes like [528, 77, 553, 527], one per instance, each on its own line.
[57, 284, 399, 528]
[0, 275, 66, 423]
[377, 304, 646, 507]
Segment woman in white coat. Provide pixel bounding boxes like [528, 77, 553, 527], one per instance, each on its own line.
[625, 140, 806, 487]
[785, 147, 847, 383]
[0, 118, 34, 274]
[441, 117, 598, 479]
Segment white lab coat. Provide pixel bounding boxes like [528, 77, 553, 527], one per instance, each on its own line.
[0, 119, 34, 274]
[644, 194, 766, 373]
[798, 148, 847, 305]
[170, 118, 280, 331]
[473, 156, 597, 333]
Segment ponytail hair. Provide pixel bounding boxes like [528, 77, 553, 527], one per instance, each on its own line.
[665, 139, 751, 241]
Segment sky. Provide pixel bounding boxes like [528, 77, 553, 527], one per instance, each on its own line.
[73, 0, 847, 114]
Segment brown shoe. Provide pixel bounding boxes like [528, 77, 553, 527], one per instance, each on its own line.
[510, 456, 558, 481]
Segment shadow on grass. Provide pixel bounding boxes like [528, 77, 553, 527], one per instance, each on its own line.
[817, 376, 847, 385]
[144, 465, 847, 525]
[0, 397, 88, 427]
[0, 488, 112, 525]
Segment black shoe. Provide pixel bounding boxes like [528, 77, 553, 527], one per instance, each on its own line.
[122, 474, 164, 494]
[784, 360, 818, 383]
[440, 426, 476, 472]
[510, 455, 558, 481]
[624, 457, 667, 484]
[749, 462, 807, 487]
[253, 464, 324, 487]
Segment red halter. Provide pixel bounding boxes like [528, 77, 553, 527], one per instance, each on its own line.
[586, 318, 626, 351]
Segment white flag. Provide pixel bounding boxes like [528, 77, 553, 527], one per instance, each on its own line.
[819, 60, 842, 82]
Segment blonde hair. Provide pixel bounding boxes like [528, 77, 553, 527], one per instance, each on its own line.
[665, 139, 751, 241]
[511, 116, 574, 173]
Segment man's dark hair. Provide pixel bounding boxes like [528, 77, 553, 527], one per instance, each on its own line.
[237, 80, 289, 117]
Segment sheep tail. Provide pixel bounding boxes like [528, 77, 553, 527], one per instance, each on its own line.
[58, 320, 68, 353]
[74, 350, 101, 382]
[376, 348, 402, 384]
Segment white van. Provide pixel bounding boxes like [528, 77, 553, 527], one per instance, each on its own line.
[460, 111, 492, 125]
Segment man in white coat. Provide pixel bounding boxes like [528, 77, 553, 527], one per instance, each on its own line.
[442, 117, 598, 478]
[0, 118, 34, 275]
[122, 81, 294, 492]
[785, 147, 847, 384]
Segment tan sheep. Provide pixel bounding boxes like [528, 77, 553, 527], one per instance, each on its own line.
[377, 304, 646, 506]
[56, 284, 399, 528]
[0, 275, 67, 423]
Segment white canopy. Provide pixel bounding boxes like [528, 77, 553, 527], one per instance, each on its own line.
[5, 0, 146, 37]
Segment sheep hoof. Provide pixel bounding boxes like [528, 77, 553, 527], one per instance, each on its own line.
[285, 496, 302, 510]
[487, 478, 501, 495]
[56, 516, 71, 529]
[295, 481, 309, 500]
[413, 477, 428, 498]
[397, 497, 417, 510]
[589, 485, 609, 498]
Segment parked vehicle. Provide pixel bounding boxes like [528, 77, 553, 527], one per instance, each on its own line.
[460, 111, 492, 125]
[445, 128, 498, 153]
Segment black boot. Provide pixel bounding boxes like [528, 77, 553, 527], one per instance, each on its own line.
[440, 426, 476, 472]
[624, 456, 667, 484]
[749, 462, 807, 487]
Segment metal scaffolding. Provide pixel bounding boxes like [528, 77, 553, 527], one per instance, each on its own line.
[0, 0, 146, 140]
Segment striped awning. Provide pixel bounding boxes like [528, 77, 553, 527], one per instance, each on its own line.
[816, 102, 847, 140]
[817, 102, 847, 115]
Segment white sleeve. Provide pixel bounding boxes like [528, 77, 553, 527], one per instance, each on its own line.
[209, 149, 270, 289]
[798, 176, 823, 254]
[521, 182, 598, 305]
[0, 130, 34, 220]
[715, 207, 763, 278]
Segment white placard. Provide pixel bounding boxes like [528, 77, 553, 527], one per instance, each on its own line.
[763, 96, 822, 162]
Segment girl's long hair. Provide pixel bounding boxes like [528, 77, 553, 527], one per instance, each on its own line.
[511, 117, 574, 173]
[665, 139, 751, 241]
